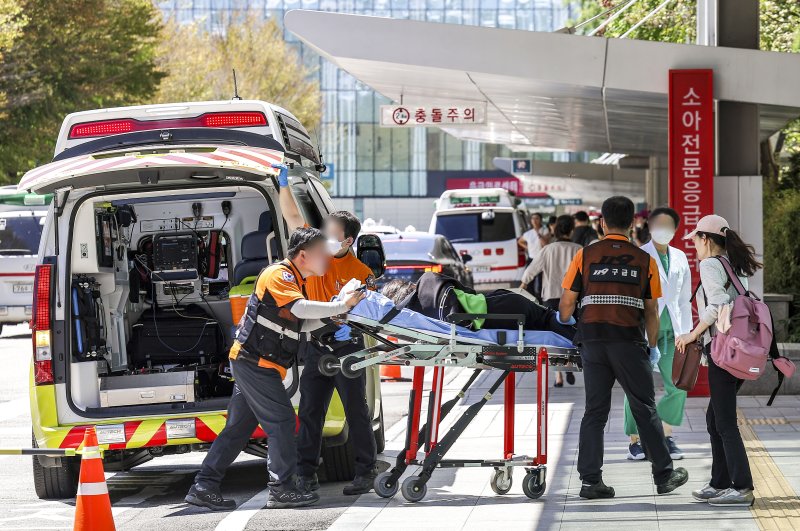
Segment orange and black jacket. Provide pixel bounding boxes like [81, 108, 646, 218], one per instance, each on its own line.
[561, 234, 661, 345]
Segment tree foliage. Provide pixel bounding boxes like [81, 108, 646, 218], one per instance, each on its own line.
[0, 0, 164, 181]
[571, 0, 696, 43]
[156, 14, 321, 130]
[572, 0, 800, 53]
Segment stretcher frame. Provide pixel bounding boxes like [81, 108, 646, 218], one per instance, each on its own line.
[317, 312, 581, 502]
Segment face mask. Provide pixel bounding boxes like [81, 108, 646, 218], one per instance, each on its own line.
[326, 239, 344, 255]
[650, 228, 675, 245]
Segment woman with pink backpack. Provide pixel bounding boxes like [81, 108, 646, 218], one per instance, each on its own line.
[675, 214, 761, 507]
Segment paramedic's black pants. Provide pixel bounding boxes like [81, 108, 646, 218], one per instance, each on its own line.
[707, 355, 753, 490]
[297, 340, 377, 479]
[194, 357, 297, 489]
[578, 340, 673, 485]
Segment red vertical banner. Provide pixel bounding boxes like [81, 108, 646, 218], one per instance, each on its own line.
[668, 69, 715, 284]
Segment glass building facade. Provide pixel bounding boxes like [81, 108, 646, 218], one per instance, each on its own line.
[157, 1, 582, 198]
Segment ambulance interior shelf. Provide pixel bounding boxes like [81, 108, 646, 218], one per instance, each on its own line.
[69, 199, 235, 408]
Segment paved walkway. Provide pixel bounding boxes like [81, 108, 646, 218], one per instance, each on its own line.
[329, 368, 800, 531]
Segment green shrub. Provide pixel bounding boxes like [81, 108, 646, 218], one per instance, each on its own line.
[764, 187, 800, 341]
[764, 188, 800, 295]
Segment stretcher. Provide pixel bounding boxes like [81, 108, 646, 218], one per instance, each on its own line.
[317, 292, 581, 502]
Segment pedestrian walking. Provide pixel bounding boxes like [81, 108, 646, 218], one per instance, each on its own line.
[676, 214, 761, 507]
[518, 212, 550, 261]
[518, 212, 550, 300]
[571, 210, 599, 247]
[623, 207, 692, 461]
[558, 196, 688, 500]
[520, 214, 581, 387]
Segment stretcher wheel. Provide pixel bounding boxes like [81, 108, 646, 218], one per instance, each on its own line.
[318, 353, 340, 377]
[400, 475, 427, 503]
[340, 356, 364, 379]
[522, 472, 545, 499]
[490, 468, 512, 495]
[374, 471, 399, 498]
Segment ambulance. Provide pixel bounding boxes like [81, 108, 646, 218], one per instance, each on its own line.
[429, 188, 529, 289]
[24, 100, 385, 499]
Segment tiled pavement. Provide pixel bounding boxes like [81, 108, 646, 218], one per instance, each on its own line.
[329, 368, 800, 530]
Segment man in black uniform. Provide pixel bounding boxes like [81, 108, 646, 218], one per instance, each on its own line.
[558, 196, 688, 499]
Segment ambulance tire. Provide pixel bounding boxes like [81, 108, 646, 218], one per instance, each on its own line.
[32, 434, 79, 499]
[321, 438, 356, 482]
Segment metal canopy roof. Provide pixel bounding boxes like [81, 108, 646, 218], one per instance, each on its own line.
[286, 10, 800, 156]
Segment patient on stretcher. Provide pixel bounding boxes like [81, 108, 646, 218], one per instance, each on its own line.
[380, 272, 576, 342]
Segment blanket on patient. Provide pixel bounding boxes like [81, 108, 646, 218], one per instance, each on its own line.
[349, 289, 575, 349]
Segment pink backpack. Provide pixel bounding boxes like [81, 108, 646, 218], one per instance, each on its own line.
[709, 257, 772, 380]
[708, 257, 795, 404]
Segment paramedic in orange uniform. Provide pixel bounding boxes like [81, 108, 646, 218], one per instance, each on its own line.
[186, 226, 365, 511]
[558, 196, 688, 500]
[297, 211, 379, 496]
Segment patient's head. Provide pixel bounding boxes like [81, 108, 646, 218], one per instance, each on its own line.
[381, 279, 417, 304]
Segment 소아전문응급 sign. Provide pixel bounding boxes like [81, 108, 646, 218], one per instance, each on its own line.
[668, 69, 714, 280]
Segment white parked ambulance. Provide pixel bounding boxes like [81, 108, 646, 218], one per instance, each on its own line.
[429, 188, 529, 289]
[0, 187, 51, 334]
[25, 100, 384, 498]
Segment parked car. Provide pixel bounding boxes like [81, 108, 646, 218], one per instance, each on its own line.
[360, 218, 400, 235]
[24, 99, 384, 499]
[378, 231, 473, 287]
[0, 188, 52, 334]
[430, 188, 528, 290]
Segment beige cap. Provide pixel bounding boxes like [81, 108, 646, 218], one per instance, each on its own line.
[682, 214, 730, 240]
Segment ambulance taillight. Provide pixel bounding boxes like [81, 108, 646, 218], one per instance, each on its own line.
[31, 264, 54, 386]
[68, 111, 268, 139]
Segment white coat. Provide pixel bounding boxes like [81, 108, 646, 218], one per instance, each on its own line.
[640, 240, 693, 336]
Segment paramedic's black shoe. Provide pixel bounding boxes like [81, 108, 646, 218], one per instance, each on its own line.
[656, 467, 689, 494]
[566, 372, 576, 385]
[343, 471, 378, 495]
[185, 484, 236, 511]
[266, 483, 320, 509]
[298, 473, 320, 492]
[579, 479, 615, 499]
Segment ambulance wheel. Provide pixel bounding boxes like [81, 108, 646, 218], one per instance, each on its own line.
[374, 471, 399, 498]
[340, 356, 364, 379]
[522, 472, 546, 499]
[318, 353, 340, 377]
[490, 468, 513, 495]
[401, 475, 427, 503]
[32, 433, 79, 499]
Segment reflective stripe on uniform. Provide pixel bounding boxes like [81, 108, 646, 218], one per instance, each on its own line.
[77, 481, 109, 496]
[256, 315, 300, 339]
[581, 294, 644, 309]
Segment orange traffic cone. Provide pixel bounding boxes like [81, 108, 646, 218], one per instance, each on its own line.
[380, 364, 406, 381]
[73, 427, 116, 531]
